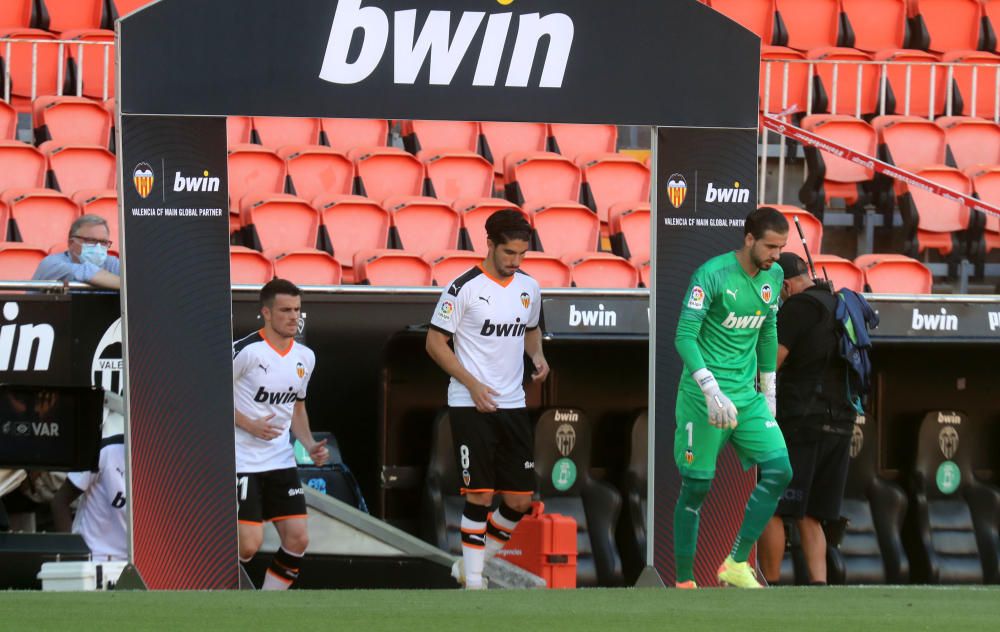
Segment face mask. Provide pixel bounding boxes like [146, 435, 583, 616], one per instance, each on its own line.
[79, 243, 108, 267]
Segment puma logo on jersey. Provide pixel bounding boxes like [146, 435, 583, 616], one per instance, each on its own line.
[479, 318, 527, 337]
[253, 386, 299, 405]
[258, 363, 268, 374]
[478, 296, 491, 304]
[721, 312, 766, 330]
[725, 289, 738, 299]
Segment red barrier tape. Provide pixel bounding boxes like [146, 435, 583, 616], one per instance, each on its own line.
[760, 113, 1000, 221]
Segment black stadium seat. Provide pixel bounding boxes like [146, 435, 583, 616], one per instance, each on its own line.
[617, 410, 647, 584]
[420, 409, 466, 556]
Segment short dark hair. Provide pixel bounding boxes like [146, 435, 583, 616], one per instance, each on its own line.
[744, 206, 789, 239]
[260, 278, 300, 309]
[485, 209, 532, 246]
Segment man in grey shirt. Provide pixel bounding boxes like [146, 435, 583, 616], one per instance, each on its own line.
[33, 215, 120, 289]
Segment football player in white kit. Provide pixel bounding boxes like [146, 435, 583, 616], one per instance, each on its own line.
[233, 278, 329, 590]
[426, 210, 550, 589]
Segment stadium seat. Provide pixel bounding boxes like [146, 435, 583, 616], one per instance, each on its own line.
[0, 141, 46, 191]
[840, 0, 907, 53]
[518, 252, 572, 288]
[401, 120, 478, 154]
[422, 250, 482, 287]
[608, 201, 650, 264]
[637, 261, 650, 288]
[352, 249, 432, 286]
[227, 144, 286, 209]
[32, 96, 112, 147]
[229, 245, 273, 285]
[0, 101, 16, 140]
[452, 197, 525, 254]
[349, 146, 424, 202]
[252, 116, 321, 149]
[271, 248, 342, 286]
[909, 0, 985, 54]
[314, 194, 390, 283]
[479, 121, 548, 178]
[772, 205, 822, 258]
[987, 0, 1000, 52]
[420, 409, 470, 556]
[533, 407, 624, 587]
[61, 29, 115, 100]
[938, 117, 1000, 175]
[109, 0, 156, 18]
[41, 142, 116, 195]
[774, 0, 842, 51]
[0, 243, 47, 280]
[0, 1, 34, 29]
[319, 118, 388, 152]
[759, 48, 810, 115]
[808, 48, 881, 116]
[420, 150, 494, 203]
[562, 252, 639, 289]
[874, 49, 947, 118]
[854, 253, 933, 294]
[940, 51, 1000, 120]
[528, 202, 600, 257]
[878, 119, 957, 216]
[504, 152, 582, 208]
[0, 29, 60, 110]
[227, 116, 253, 145]
[617, 411, 647, 585]
[898, 167, 974, 259]
[575, 153, 649, 226]
[810, 254, 864, 292]
[383, 196, 461, 254]
[240, 194, 320, 255]
[41, 0, 107, 33]
[907, 410, 1000, 583]
[798, 115, 876, 217]
[277, 145, 354, 201]
[548, 124, 617, 161]
[708, 0, 777, 44]
[970, 168, 1000, 256]
[3, 188, 79, 250]
[72, 189, 118, 244]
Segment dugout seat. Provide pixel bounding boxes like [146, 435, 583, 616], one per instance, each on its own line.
[609, 201, 650, 264]
[420, 409, 471, 556]
[534, 407, 624, 587]
[854, 253, 933, 294]
[938, 117, 1000, 175]
[548, 124, 617, 161]
[39, 0, 108, 32]
[252, 116, 321, 149]
[227, 116, 253, 145]
[0, 1, 34, 29]
[0, 243, 47, 281]
[874, 49, 947, 119]
[227, 144, 287, 209]
[528, 202, 600, 257]
[383, 196, 461, 254]
[808, 48, 881, 117]
[940, 52, 1000, 121]
[72, 189, 118, 245]
[479, 121, 548, 184]
[970, 168, 1000, 256]
[906, 410, 1000, 583]
[759, 48, 810, 115]
[4, 188, 79, 251]
[420, 150, 494, 203]
[271, 248, 342, 286]
[562, 252, 638, 289]
[617, 411, 647, 585]
[840, 0, 908, 53]
[575, 153, 649, 227]
[909, 0, 985, 54]
[352, 249, 432, 286]
[278, 145, 354, 201]
[0, 141, 47, 191]
[504, 152, 582, 208]
[240, 194, 320, 255]
[61, 29, 115, 100]
[229, 246, 273, 285]
[32, 96, 112, 147]
[314, 194, 390, 283]
[0, 101, 17, 141]
[518, 252, 572, 288]
[774, 0, 842, 51]
[453, 198, 525, 255]
[798, 115, 876, 219]
[0, 29, 60, 110]
[319, 118, 388, 152]
[422, 250, 482, 287]
[772, 205, 823, 259]
[401, 120, 478, 155]
[811, 254, 865, 292]
[349, 146, 424, 202]
[42, 142, 116, 195]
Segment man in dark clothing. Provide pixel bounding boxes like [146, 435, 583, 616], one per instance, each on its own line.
[758, 253, 858, 585]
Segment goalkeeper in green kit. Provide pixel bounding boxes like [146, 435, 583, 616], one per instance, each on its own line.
[672, 207, 793, 589]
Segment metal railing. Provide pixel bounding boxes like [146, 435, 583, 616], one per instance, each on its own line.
[1, 37, 114, 104]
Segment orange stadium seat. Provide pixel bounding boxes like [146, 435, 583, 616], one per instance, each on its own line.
[970, 168, 1000, 255]
[0, 243, 48, 280]
[320, 118, 388, 152]
[0, 101, 16, 140]
[854, 253, 933, 293]
[798, 115, 876, 216]
[988, 1, 1000, 51]
[937, 117, 1000, 174]
[33, 96, 111, 147]
[576, 153, 649, 226]
[881, 118, 949, 172]
[0, 141, 47, 191]
[401, 120, 478, 154]
[909, 0, 984, 54]
[72, 189, 117, 243]
[504, 151, 582, 208]
[518, 252, 571, 288]
[227, 144, 286, 208]
[548, 124, 617, 161]
[608, 201, 650, 264]
[240, 194, 320, 255]
[229, 246, 273, 285]
[422, 250, 482, 286]
[352, 249, 432, 286]
[528, 201, 600, 257]
[810, 254, 865, 292]
[314, 194, 390, 283]
[41, 0, 107, 33]
[272, 248, 342, 286]
[227, 116, 253, 145]
[421, 150, 493, 203]
[452, 197, 524, 254]
[278, 145, 354, 201]
[110, 0, 156, 17]
[709, 0, 777, 44]
[349, 146, 423, 202]
[772, 205, 823, 259]
[808, 48, 881, 116]
[0, 1, 34, 29]
[841, 0, 907, 53]
[562, 252, 639, 289]
[252, 116, 321, 149]
[0, 29, 60, 110]
[899, 167, 973, 258]
[61, 29, 115, 100]
[774, 0, 842, 51]
[874, 50, 946, 118]
[479, 121, 547, 179]
[759, 48, 810, 114]
[42, 142, 115, 195]
[384, 195, 461, 254]
[4, 188, 79, 250]
[940, 51, 1000, 120]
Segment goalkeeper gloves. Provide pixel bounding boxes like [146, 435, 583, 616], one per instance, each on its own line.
[692, 368, 738, 430]
[759, 371, 776, 418]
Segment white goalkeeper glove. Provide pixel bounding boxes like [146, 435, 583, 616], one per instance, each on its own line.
[692, 368, 738, 430]
[759, 371, 776, 418]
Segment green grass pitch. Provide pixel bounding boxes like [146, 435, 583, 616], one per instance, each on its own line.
[3, 587, 1000, 631]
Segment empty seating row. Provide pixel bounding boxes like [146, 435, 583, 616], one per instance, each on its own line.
[0, 139, 115, 196]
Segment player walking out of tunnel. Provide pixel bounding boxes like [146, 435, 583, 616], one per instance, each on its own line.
[426, 210, 550, 590]
[672, 207, 793, 589]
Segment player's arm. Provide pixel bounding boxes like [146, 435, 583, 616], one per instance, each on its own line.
[234, 408, 281, 440]
[290, 400, 329, 466]
[757, 302, 779, 416]
[524, 326, 549, 383]
[425, 328, 499, 412]
[50, 479, 84, 532]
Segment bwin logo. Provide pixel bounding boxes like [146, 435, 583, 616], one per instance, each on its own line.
[480, 318, 527, 337]
[705, 181, 750, 204]
[721, 311, 766, 330]
[911, 308, 958, 331]
[320, 0, 574, 88]
[173, 170, 220, 193]
[253, 386, 299, 405]
[568, 304, 617, 328]
[0, 302, 54, 372]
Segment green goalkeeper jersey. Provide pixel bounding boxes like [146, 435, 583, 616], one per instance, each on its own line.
[674, 251, 783, 400]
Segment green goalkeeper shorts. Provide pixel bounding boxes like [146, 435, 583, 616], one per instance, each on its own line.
[673, 387, 788, 480]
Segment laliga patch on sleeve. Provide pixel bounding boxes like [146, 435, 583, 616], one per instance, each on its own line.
[438, 300, 455, 320]
[687, 286, 705, 310]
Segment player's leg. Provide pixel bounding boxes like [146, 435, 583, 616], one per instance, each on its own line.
[758, 516, 786, 584]
[236, 472, 265, 563]
[799, 431, 852, 585]
[259, 468, 309, 590]
[450, 407, 497, 589]
[760, 428, 818, 584]
[489, 409, 535, 561]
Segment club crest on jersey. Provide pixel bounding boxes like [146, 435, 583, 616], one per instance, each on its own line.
[520, 292, 530, 309]
[760, 283, 772, 303]
[438, 300, 454, 321]
[687, 285, 705, 310]
[667, 173, 687, 208]
[685, 449, 694, 465]
[462, 469, 471, 487]
[296, 361, 305, 379]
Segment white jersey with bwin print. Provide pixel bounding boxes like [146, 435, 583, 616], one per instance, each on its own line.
[430, 266, 542, 409]
[68, 436, 127, 561]
[232, 330, 315, 473]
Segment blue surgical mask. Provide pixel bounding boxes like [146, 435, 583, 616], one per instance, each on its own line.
[79, 243, 108, 267]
